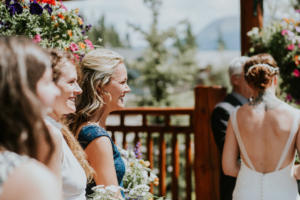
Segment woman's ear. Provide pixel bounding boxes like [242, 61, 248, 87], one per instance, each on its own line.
[273, 75, 278, 86]
[97, 86, 102, 94]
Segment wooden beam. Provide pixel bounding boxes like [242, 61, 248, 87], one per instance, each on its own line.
[240, 0, 263, 55]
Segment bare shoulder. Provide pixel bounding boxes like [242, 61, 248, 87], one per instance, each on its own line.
[1, 160, 61, 200]
[87, 136, 113, 151]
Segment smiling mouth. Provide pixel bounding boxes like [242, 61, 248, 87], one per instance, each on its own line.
[69, 98, 76, 102]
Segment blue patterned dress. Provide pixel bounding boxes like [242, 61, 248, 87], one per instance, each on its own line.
[77, 125, 125, 198]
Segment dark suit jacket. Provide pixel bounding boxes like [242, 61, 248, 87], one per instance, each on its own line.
[211, 93, 244, 200]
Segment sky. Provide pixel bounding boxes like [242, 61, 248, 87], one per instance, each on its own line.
[64, 0, 240, 47]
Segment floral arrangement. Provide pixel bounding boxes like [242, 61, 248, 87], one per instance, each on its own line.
[247, 13, 300, 103]
[88, 185, 124, 200]
[0, 0, 96, 60]
[119, 143, 162, 200]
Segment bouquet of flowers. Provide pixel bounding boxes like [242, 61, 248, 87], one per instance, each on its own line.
[119, 143, 163, 200]
[0, 0, 96, 60]
[247, 12, 300, 103]
[88, 185, 124, 200]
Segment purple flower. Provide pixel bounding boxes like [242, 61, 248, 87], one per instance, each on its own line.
[296, 27, 300, 33]
[286, 94, 293, 101]
[134, 142, 142, 159]
[44, 4, 52, 15]
[81, 29, 86, 36]
[80, 53, 85, 61]
[30, 0, 43, 15]
[6, 1, 23, 15]
[85, 24, 92, 32]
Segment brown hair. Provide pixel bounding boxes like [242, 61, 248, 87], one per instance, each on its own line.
[0, 36, 54, 161]
[244, 53, 279, 91]
[49, 49, 94, 182]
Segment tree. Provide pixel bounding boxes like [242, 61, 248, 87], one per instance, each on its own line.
[129, 0, 198, 106]
[87, 15, 124, 47]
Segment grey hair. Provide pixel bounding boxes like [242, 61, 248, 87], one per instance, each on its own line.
[228, 56, 249, 84]
[69, 49, 124, 133]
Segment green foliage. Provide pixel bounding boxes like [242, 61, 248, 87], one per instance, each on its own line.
[129, 0, 198, 106]
[87, 15, 124, 47]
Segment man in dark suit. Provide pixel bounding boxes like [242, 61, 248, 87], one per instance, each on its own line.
[211, 56, 252, 200]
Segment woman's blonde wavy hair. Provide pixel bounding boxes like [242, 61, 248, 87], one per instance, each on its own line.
[68, 49, 123, 134]
[49, 49, 94, 183]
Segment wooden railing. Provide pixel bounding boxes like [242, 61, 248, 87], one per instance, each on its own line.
[107, 85, 227, 200]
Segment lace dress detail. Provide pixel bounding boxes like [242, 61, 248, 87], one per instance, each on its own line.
[45, 116, 87, 200]
[231, 107, 300, 200]
[0, 151, 29, 196]
[78, 125, 125, 198]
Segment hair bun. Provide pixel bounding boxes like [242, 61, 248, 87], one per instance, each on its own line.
[244, 53, 278, 91]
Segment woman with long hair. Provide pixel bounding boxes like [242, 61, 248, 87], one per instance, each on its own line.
[68, 49, 131, 198]
[44, 49, 94, 200]
[0, 36, 61, 200]
[222, 53, 300, 200]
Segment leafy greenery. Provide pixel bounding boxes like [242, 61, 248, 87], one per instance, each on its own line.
[128, 0, 198, 107]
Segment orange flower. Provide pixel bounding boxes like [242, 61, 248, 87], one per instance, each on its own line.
[68, 30, 73, 37]
[58, 13, 65, 20]
[283, 18, 290, 23]
[75, 8, 79, 14]
[290, 18, 295, 23]
[51, 16, 56, 21]
[54, 23, 59, 27]
[78, 42, 85, 49]
[64, 47, 69, 51]
[78, 18, 83, 25]
[154, 177, 159, 182]
[295, 55, 299, 65]
[154, 181, 159, 186]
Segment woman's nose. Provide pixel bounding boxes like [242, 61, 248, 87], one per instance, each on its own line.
[74, 82, 82, 94]
[125, 84, 131, 93]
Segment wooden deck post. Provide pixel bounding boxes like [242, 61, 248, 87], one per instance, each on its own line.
[240, 0, 263, 55]
[193, 85, 227, 200]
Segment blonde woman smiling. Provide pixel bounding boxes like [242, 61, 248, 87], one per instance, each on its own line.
[69, 49, 131, 198]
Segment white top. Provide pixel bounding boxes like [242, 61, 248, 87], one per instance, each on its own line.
[230, 107, 300, 200]
[45, 116, 86, 200]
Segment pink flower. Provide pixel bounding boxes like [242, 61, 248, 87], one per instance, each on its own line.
[84, 39, 92, 45]
[32, 34, 41, 43]
[60, 0, 68, 11]
[69, 42, 79, 52]
[286, 44, 295, 50]
[84, 39, 94, 49]
[73, 53, 80, 60]
[286, 94, 293, 101]
[296, 99, 300, 105]
[296, 10, 300, 13]
[294, 69, 300, 77]
[296, 27, 300, 33]
[281, 29, 289, 35]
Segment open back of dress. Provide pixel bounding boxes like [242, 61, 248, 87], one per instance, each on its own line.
[231, 107, 300, 200]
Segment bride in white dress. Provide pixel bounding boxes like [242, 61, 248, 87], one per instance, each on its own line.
[222, 53, 300, 200]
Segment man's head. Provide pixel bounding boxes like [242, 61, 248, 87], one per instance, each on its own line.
[228, 56, 252, 99]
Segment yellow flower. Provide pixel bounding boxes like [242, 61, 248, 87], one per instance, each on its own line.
[290, 18, 295, 23]
[64, 47, 69, 51]
[144, 161, 150, 167]
[79, 42, 85, 49]
[78, 18, 83, 25]
[75, 8, 79, 14]
[154, 181, 159, 186]
[68, 30, 72, 37]
[130, 162, 134, 167]
[139, 160, 144, 164]
[51, 16, 56, 21]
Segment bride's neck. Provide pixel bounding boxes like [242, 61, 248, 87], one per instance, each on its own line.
[252, 89, 276, 102]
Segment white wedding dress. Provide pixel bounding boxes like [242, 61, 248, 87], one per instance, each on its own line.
[231, 108, 300, 200]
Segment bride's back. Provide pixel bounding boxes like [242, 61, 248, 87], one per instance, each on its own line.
[237, 102, 299, 174]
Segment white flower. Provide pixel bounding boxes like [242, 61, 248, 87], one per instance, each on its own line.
[247, 27, 259, 37]
[105, 185, 120, 193]
[120, 149, 129, 158]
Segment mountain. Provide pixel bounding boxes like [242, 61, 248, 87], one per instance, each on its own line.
[196, 16, 240, 51]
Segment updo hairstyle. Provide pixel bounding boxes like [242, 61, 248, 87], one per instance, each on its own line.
[244, 53, 279, 91]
